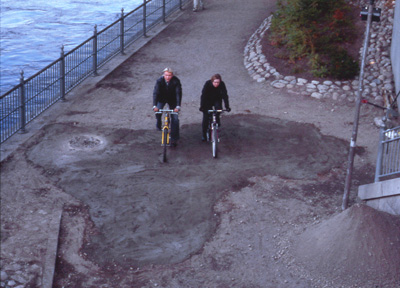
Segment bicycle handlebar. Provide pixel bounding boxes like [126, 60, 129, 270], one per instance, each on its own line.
[207, 109, 227, 113]
[155, 109, 178, 114]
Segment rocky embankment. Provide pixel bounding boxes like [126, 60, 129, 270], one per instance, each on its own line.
[244, 0, 395, 106]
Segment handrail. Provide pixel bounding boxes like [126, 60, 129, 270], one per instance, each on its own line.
[0, 0, 188, 144]
[375, 125, 400, 181]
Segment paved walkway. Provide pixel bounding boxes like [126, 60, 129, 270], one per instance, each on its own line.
[0, 1, 279, 286]
[0, 0, 384, 287]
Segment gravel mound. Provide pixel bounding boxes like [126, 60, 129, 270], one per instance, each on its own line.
[293, 204, 400, 286]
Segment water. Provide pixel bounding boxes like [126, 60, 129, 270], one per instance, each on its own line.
[0, 0, 142, 95]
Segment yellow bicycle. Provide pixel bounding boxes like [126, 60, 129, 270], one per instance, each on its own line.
[155, 109, 177, 162]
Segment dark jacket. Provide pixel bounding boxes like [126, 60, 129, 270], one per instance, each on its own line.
[153, 76, 182, 107]
[200, 80, 230, 111]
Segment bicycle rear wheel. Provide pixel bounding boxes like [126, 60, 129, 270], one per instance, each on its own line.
[212, 125, 218, 158]
[162, 128, 168, 162]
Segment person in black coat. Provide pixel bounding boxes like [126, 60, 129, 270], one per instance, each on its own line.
[153, 67, 182, 145]
[199, 74, 231, 141]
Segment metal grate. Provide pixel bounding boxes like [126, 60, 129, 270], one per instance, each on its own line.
[376, 126, 400, 181]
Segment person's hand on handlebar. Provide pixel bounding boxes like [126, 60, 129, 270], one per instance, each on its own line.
[153, 106, 159, 112]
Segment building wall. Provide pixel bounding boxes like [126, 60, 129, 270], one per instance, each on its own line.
[358, 178, 400, 215]
[392, 1, 400, 107]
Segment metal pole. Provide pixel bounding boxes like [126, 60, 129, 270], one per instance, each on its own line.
[60, 45, 66, 102]
[120, 8, 125, 55]
[179, 0, 183, 10]
[93, 25, 99, 76]
[19, 71, 26, 134]
[342, 0, 374, 210]
[143, 0, 147, 37]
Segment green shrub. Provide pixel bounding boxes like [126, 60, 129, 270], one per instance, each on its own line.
[328, 49, 360, 79]
[309, 54, 329, 78]
[269, 0, 359, 79]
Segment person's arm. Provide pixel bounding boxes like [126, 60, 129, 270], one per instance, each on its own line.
[153, 78, 161, 107]
[220, 81, 230, 111]
[153, 78, 161, 111]
[175, 78, 182, 110]
[199, 81, 209, 111]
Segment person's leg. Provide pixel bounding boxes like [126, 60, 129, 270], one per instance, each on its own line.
[202, 112, 209, 140]
[193, 0, 199, 11]
[214, 103, 222, 126]
[166, 103, 179, 143]
[170, 113, 179, 142]
[155, 102, 165, 130]
[216, 113, 221, 127]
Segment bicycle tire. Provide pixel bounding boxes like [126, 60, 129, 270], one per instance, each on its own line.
[162, 128, 168, 162]
[212, 125, 218, 158]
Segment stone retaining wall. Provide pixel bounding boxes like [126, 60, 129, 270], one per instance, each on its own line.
[244, 0, 396, 106]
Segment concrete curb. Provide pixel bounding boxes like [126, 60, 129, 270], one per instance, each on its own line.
[358, 178, 400, 215]
[42, 206, 63, 288]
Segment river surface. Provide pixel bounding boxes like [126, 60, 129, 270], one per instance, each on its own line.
[0, 0, 142, 95]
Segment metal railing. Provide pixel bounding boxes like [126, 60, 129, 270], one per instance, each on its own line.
[0, 0, 188, 144]
[375, 125, 400, 181]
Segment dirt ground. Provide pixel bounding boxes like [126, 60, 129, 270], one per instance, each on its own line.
[1, 0, 400, 287]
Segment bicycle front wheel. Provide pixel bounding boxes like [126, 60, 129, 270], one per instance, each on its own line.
[212, 126, 218, 158]
[162, 128, 168, 162]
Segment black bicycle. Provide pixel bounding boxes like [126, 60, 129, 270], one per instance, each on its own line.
[207, 109, 227, 158]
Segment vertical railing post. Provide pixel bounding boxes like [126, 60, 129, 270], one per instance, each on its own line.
[162, 0, 166, 22]
[18, 71, 26, 134]
[374, 127, 385, 182]
[120, 8, 125, 55]
[93, 25, 99, 76]
[60, 45, 66, 102]
[143, 0, 147, 37]
[180, 0, 183, 10]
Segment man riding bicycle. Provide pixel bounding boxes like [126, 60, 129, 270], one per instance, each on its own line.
[153, 67, 182, 147]
[199, 74, 231, 141]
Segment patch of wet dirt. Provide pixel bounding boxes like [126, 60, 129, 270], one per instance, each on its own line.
[25, 115, 349, 269]
[15, 114, 396, 287]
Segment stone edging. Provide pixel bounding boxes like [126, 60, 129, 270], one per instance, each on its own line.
[244, 0, 396, 104]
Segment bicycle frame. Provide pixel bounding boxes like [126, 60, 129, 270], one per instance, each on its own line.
[155, 109, 177, 162]
[207, 109, 224, 158]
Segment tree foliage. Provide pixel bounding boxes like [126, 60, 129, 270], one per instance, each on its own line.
[269, 0, 360, 79]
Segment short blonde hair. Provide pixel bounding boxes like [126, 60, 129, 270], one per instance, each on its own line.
[163, 67, 173, 74]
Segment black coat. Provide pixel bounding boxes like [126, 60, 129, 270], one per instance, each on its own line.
[153, 76, 182, 107]
[200, 80, 230, 111]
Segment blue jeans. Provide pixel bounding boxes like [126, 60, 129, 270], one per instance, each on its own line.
[156, 102, 179, 141]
